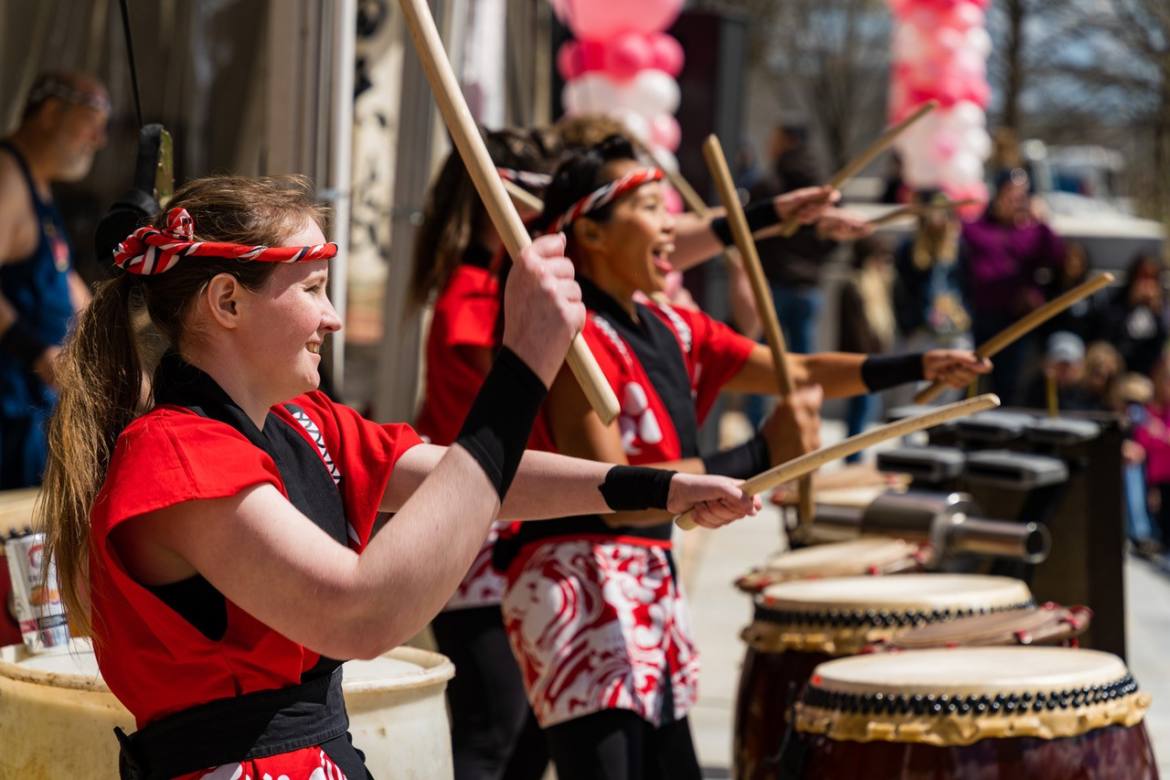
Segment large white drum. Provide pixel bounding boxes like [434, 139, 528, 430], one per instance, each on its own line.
[793, 647, 1158, 779]
[0, 640, 455, 779]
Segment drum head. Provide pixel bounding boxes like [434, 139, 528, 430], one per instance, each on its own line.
[812, 646, 1126, 696]
[798, 647, 1150, 746]
[763, 539, 920, 578]
[761, 574, 1031, 614]
[737, 539, 920, 594]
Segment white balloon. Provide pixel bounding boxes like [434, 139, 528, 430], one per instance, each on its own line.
[966, 27, 993, 58]
[630, 69, 681, 115]
[894, 110, 940, 157]
[563, 73, 622, 115]
[964, 127, 993, 161]
[950, 101, 987, 129]
[612, 108, 650, 141]
[903, 149, 940, 188]
[940, 152, 984, 187]
[650, 146, 680, 174]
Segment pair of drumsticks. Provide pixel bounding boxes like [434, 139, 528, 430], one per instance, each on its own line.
[396, 0, 1108, 532]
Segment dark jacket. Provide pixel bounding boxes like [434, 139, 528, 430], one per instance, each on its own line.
[748, 148, 836, 289]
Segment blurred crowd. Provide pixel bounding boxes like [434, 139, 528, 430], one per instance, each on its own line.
[737, 126, 1170, 558]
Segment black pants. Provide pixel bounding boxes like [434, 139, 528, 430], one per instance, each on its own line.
[545, 710, 702, 780]
[1156, 484, 1170, 545]
[430, 606, 548, 780]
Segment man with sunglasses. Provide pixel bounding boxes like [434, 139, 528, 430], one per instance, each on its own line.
[0, 71, 109, 486]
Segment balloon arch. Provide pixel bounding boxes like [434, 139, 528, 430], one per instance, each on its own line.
[552, 0, 993, 208]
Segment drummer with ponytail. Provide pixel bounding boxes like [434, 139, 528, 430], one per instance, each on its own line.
[36, 173, 758, 780]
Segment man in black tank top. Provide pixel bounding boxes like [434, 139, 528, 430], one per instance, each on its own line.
[0, 72, 107, 486]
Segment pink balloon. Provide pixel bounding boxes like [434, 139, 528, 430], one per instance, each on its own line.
[649, 114, 681, 152]
[579, 40, 606, 73]
[558, 0, 684, 40]
[557, 41, 582, 81]
[648, 33, 685, 76]
[663, 184, 684, 214]
[604, 32, 653, 80]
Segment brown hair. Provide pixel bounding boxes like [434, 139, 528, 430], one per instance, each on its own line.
[408, 128, 557, 308]
[38, 175, 327, 634]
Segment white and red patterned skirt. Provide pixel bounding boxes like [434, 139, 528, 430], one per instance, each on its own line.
[500, 536, 699, 728]
[443, 522, 508, 611]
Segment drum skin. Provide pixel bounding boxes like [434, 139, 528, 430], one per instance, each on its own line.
[796, 727, 1158, 780]
[0, 641, 455, 779]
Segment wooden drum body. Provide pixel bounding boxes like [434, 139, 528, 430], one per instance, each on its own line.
[734, 574, 1034, 780]
[0, 641, 455, 779]
[792, 647, 1157, 779]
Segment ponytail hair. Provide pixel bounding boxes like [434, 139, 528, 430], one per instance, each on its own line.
[39, 174, 327, 635]
[408, 127, 558, 309]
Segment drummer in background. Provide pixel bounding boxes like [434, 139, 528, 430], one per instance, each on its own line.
[496, 135, 991, 780]
[410, 127, 558, 780]
[0, 72, 109, 488]
[38, 174, 759, 780]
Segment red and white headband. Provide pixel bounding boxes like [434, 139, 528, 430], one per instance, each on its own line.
[496, 167, 552, 191]
[547, 167, 664, 235]
[113, 207, 337, 276]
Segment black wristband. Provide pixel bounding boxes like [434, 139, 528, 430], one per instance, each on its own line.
[0, 319, 49, 368]
[710, 200, 783, 247]
[702, 433, 770, 479]
[861, 352, 926, 393]
[599, 465, 676, 511]
[455, 347, 548, 501]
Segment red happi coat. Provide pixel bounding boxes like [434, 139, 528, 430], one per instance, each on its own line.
[501, 280, 754, 728]
[415, 258, 553, 610]
[90, 378, 422, 779]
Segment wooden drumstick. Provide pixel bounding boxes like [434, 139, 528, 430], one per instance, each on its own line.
[914, 272, 1115, 404]
[776, 101, 939, 238]
[701, 134, 816, 527]
[866, 198, 981, 227]
[502, 179, 544, 215]
[675, 393, 1001, 530]
[398, 0, 620, 424]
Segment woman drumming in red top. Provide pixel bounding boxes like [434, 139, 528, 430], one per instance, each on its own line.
[411, 128, 558, 780]
[497, 136, 991, 780]
[37, 175, 759, 780]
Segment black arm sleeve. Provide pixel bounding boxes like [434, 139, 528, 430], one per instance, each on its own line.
[454, 347, 548, 500]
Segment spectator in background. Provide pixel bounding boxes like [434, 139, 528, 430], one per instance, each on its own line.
[838, 236, 897, 459]
[1117, 372, 1159, 555]
[1082, 341, 1124, 411]
[894, 190, 970, 351]
[1134, 355, 1170, 549]
[880, 152, 910, 205]
[1, 72, 108, 488]
[1043, 243, 1103, 343]
[1022, 332, 1096, 411]
[961, 168, 1065, 404]
[1099, 253, 1167, 378]
[733, 138, 765, 193]
[748, 124, 835, 354]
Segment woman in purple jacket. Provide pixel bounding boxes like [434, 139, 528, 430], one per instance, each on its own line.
[961, 168, 1065, 402]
